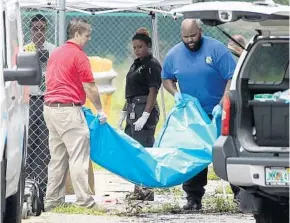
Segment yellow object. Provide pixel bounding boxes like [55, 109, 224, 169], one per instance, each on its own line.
[88, 56, 112, 72]
[86, 56, 115, 118]
[24, 43, 36, 52]
[84, 94, 112, 117]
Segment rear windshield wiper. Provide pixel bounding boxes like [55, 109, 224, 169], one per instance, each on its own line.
[216, 26, 247, 51]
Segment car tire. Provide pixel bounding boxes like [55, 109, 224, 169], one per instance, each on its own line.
[3, 133, 26, 223]
[3, 165, 25, 223]
[254, 199, 289, 223]
[32, 191, 42, 216]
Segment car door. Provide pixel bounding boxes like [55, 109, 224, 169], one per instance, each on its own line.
[172, 1, 290, 24]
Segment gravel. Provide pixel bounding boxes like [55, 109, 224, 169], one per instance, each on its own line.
[22, 170, 255, 223]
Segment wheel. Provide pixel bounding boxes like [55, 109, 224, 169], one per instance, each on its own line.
[254, 199, 289, 223]
[21, 202, 28, 219]
[4, 134, 26, 223]
[254, 212, 289, 223]
[32, 194, 42, 216]
[3, 167, 25, 223]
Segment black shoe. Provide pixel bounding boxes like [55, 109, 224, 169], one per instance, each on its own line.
[183, 199, 202, 210]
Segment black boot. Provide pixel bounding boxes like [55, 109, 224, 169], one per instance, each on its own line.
[183, 198, 202, 210]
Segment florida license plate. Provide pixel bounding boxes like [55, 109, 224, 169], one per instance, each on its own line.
[265, 167, 290, 186]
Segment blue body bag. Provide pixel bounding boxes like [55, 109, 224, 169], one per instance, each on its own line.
[84, 95, 221, 188]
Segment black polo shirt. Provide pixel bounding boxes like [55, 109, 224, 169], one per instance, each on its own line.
[125, 54, 162, 99]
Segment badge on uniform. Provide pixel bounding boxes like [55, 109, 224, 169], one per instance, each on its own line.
[130, 112, 136, 120]
[205, 56, 213, 64]
[130, 103, 136, 120]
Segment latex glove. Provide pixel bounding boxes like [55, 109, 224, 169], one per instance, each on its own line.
[174, 92, 182, 105]
[133, 112, 150, 131]
[212, 104, 222, 117]
[97, 110, 107, 124]
[117, 111, 127, 130]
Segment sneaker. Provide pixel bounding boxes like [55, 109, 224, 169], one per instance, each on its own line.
[183, 199, 202, 210]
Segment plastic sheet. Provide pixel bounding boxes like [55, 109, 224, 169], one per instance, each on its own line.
[85, 94, 221, 188]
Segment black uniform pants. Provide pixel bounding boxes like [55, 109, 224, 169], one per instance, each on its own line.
[182, 114, 214, 201]
[26, 95, 50, 196]
[124, 96, 159, 147]
[125, 126, 156, 147]
[125, 97, 159, 193]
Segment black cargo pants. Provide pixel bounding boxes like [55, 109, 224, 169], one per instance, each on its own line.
[124, 96, 159, 147]
[124, 96, 160, 194]
[26, 95, 50, 197]
[182, 114, 214, 202]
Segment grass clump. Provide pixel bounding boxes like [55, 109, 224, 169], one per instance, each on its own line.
[215, 185, 233, 195]
[153, 186, 183, 197]
[92, 163, 104, 171]
[203, 196, 238, 213]
[207, 166, 220, 181]
[52, 204, 107, 215]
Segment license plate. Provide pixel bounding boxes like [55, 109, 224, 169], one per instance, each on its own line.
[265, 167, 290, 186]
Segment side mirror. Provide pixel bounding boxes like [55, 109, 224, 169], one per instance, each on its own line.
[4, 51, 42, 85]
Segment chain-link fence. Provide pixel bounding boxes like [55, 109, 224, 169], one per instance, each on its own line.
[21, 8, 58, 195]
[20, 0, 289, 195]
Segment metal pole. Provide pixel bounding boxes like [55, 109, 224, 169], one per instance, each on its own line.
[58, 0, 66, 45]
[151, 12, 167, 121]
[151, 11, 176, 203]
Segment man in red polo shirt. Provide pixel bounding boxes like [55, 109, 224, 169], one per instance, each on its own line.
[43, 18, 106, 210]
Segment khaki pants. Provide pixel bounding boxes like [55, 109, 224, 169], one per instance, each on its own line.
[43, 105, 95, 207]
[65, 160, 95, 195]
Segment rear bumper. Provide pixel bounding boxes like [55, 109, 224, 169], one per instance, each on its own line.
[213, 136, 289, 196]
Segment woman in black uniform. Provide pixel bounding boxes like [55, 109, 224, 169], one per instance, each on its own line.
[118, 27, 162, 201]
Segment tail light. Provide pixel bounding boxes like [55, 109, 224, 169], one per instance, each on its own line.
[222, 94, 231, 136]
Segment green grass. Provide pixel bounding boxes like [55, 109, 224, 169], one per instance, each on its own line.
[207, 166, 220, 181]
[92, 163, 104, 171]
[52, 204, 107, 215]
[153, 186, 183, 197]
[215, 184, 233, 195]
[202, 196, 238, 213]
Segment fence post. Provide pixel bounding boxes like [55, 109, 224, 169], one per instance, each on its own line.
[58, 0, 66, 45]
[151, 12, 167, 121]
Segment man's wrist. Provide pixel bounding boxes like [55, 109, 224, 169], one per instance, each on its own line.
[97, 108, 103, 114]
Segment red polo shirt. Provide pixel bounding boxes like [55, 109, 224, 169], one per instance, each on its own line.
[44, 41, 94, 105]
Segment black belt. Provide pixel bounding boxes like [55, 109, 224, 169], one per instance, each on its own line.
[30, 95, 44, 99]
[44, 102, 81, 107]
[127, 95, 148, 104]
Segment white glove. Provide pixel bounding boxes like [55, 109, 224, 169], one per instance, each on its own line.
[133, 112, 150, 131]
[97, 109, 107, 124]
[117, 111, 127, 130]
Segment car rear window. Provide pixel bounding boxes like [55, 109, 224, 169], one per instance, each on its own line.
[247, 42, 289, 84]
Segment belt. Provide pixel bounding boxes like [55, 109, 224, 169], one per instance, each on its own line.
[44, 102, 81, 107]
[127, 95, 148, 104]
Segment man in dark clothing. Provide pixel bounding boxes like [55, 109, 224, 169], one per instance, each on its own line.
[24, 14, 56, 198]
[161, 19, 236, 210]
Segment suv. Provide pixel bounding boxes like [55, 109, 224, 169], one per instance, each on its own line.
[0, 1, 41, 222]
[173, 1, 289, 222]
